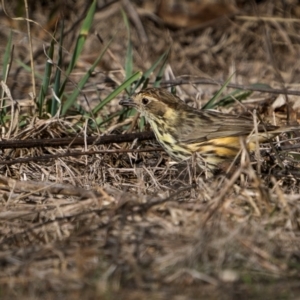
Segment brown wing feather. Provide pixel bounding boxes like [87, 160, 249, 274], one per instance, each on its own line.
[175, 109, 279, 144]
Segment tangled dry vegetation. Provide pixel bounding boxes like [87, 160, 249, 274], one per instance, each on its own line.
[1, 0, 300, 298]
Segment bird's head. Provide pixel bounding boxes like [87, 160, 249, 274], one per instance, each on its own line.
[119, 88, 183, 121]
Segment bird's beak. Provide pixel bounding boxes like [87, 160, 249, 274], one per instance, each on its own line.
[119, 98, 135, 107]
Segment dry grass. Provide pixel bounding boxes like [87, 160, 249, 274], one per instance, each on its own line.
[1, 0, 300, 299]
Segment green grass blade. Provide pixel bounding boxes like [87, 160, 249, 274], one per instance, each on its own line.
[1, 30, 13, 117]
[205, 83, 271, 108]
[121, 9, 133, 86]
[2, 31, 13, 81]
[133, 50, 169, 92]
[16, 60, 43, 80]
[212, 89, 253, 107]
[97, 109, 124, 127]
[37, 38, 55, 116]
[202, 73, 235, 110]
[153, 48, 169, 87]
[92, 71, 141, 117]
[59, 0, 97, 95]
[50, 20, 64, 116]
[125, 41, 133, 80]
[66, 0, 96, 74]
[61, 38, 113, 116]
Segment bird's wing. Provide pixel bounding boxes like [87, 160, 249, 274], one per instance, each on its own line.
[177, 110, 278, 144]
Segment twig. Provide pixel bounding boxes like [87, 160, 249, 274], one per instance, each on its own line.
[161, 78, 300, 96]
[1, 147, 162, 166]
[0, 131, 155, 150]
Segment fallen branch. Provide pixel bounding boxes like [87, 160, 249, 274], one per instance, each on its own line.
[1, 147, 162, 165]
[0, 131, 155, 150]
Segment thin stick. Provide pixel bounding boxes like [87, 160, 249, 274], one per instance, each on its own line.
[1, 147, 162, 166]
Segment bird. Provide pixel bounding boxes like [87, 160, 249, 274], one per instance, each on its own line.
[119, 87, 298, 172]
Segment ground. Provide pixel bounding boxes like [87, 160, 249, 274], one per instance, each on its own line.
[1, 0, 300, 299]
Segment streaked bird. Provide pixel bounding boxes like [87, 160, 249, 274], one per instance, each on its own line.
[120, 88, 298, 172]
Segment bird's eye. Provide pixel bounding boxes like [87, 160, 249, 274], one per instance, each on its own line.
[142, 97, 149, 105]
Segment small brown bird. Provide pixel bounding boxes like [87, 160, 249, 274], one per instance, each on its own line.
[120, 88, 298, 171]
